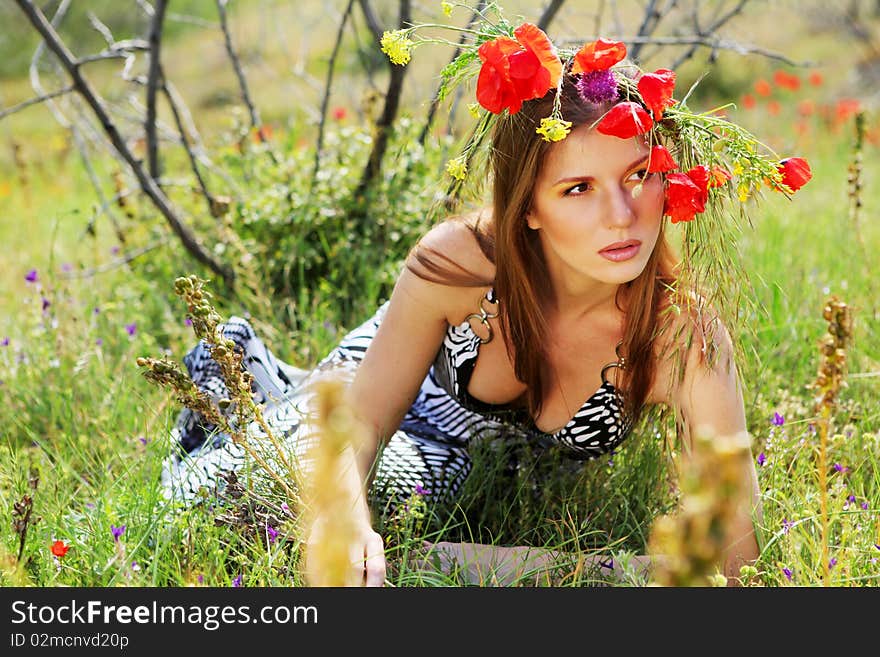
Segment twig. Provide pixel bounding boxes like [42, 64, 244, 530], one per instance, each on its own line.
[628, 0, 663, 62]
[669, 0, 750, 70]
[0, 85, 74, 120]
[311, 0, 355, 194]
[357, 0, 383, 43]
[145, 0, 168, 181]
[537, 0, 566, 31]
[59, 238, 170, 278]
[14, 0, 234, 287]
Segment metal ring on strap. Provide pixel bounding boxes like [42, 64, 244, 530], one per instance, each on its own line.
[600, 340, 626, 385]
[465, 289, 500, 344]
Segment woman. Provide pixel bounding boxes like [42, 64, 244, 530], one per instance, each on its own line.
[161, 27, 808, 587]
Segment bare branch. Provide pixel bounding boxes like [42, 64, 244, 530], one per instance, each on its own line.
[669, 0, 751, 69]
[357, 0, 383, 43]
[146, 0, 168, 180]
[14, 0, 234, 286]
[59, 237, 170, 279]
[0, 85, 74, 120]
[537, 0, 566, 31]
[311, 0, 355, 193]
[216, 0, 263, 138]
[628, 0, 662, 62]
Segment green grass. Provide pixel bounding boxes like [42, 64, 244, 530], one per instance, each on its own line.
[1, 1, 879, 588]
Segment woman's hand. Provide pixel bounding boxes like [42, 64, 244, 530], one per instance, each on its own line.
[304, 519, 386, 587]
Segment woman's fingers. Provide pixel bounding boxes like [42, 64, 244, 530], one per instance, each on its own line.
[363, 531, 386, 587]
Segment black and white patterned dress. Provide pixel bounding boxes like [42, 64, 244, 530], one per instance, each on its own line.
[161, 289, 633, 507]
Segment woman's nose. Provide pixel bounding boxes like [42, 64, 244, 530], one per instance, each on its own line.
[604, 185, 636, 228]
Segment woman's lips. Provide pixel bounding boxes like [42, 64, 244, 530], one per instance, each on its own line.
[599, 240, 641, 262]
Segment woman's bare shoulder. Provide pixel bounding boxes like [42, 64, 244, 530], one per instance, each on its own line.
[404, 209, 496, 324]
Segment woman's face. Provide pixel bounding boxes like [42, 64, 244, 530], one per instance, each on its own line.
[527, 125, 665, 290]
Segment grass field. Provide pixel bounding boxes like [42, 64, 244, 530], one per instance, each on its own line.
[0, 0, 878, 587]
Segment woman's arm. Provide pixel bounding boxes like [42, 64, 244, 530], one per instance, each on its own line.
[667, 317, 763, 582]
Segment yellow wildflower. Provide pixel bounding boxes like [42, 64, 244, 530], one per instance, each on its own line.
[535, 117, 572, 143]
[380, 30, 414, 66]
[467, 102, 481, 119]
[441, 1, 453, 17]
[737, 183, 750, 202]
[445, 156, 468, 181]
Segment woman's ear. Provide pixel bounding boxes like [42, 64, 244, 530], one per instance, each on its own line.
[526, 210, 541, 230]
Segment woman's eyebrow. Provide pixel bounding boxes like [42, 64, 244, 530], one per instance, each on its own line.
[552, 155, 650, 186]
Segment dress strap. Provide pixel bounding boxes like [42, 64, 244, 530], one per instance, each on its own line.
[464, 287, 499, 344]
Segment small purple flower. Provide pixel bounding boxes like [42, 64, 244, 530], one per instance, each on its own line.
[782, 518, 794, 534]
[828, 557, 837, 570]
[197, 574, 204, 584]
[85, 502, 95, 509]
[95, 338, 103, 346]
[61, 262, 73, 272]
[782, 567, 792, 581]
[772, 412, 785, 426]
[111, 524, 126, 542]
[131, 561, 140, 572]
[833, 463, 849, 473]
[1, 337, 8, 347]
[576, 69, 619, 104]
[111, 246, 120, 256]
[138, 437, 148, 446]
[757, 452, 767, 466]
[25, 269, 38, 283]
[184, 317, 193, 327]
[41, 297, 51, 311]
[861, 502, 869, 510]
[414, 484, 430, 496]
[93, 306, 101, 315]
[280, 502, 291, 515]
[232, 574, 242, 587]
[125, 322, 137, 337]
[266, 525, 278, 543]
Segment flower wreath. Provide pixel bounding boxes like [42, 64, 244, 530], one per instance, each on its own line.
[380, 2, 813, 373]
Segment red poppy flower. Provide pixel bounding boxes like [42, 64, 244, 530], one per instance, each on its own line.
[708, 166, 732, 188]
[741, 93, 756, 110]
[637, 68, 676, 120]
[596, 101, 653, 139]
[808, 71, 823, 87]
[571, 38, 627, 74]
[776, 157, 812, 192]
[773, 70, 801, 91]
[754, 79, 772, 97]
[51, 540, 70, 558]
[663, 165, 710, 224]
[476, 23, 562, 115]
[647, 144, 677, 173]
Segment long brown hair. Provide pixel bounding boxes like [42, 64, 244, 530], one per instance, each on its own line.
[408, 74, 678, 425]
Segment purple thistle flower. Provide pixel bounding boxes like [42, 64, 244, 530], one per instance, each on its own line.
[828, 557, 837, 570]
[782, 518, 794, 534]
[232, 574, 242, 587]
[782, 567, 792, 581]
[266, 525, 279, 543]
[772, 412, 785, 426]
[414, 484, 430, 496]
[757, 452, 767, 466]
[576, 69, 619, 105]
[1, 337, 8, 347]
[110, 524, 126, 542]
[125, 322, 137, 337]
[25, 269, 38, 283]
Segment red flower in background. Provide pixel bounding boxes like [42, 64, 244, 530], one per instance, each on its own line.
[773, 70, 801, 91]
[767, 100, 781, 116]
[741, 93, 756, 110]
[596, 101, 653, 139]
[808, 71, 824, 87]
[663, 165, 710, 223]
[332, 107, 347, 121]
[834, 98, 861, 124]
[51, 540, 70, 558]
[637, 68, 676, 120]
[647, 144, 677, 173]
[571, 38, 627, 74]
[754, 79, 772, 97]
[776, 157, 812, 192]
[476, 23, 562, 114]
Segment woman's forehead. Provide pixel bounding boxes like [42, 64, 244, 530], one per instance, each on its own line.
[540, 127, 650, 178]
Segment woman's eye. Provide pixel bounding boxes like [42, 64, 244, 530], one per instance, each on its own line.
[629, 168, 652, 182]
[564, 182, 592, 195]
